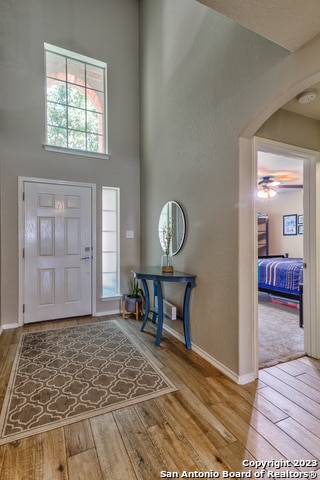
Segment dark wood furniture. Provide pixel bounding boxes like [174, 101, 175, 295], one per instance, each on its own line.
[132, 267, 196, 349]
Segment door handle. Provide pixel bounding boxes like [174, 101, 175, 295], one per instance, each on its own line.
[81, 256, 91, 260]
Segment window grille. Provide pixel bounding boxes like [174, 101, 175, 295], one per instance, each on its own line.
[44, 43, 108, 156]
[102, 187, 120, 297]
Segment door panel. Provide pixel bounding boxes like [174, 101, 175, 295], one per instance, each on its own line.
[24, 182, 92, 323]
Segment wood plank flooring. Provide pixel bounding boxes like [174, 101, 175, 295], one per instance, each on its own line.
[1, 315, 320, 479]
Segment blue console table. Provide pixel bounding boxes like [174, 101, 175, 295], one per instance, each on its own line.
[132, 267, 196, 349]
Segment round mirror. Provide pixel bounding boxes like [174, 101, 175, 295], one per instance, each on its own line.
[158, 201, 186, 255]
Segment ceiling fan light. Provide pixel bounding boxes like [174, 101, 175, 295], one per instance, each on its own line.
[257, 186, 278, 199]
[257, 189, 268, 199]
[268, 188, 277, 198]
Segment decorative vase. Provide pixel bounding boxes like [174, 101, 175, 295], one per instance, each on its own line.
[161, 251, 173, 273]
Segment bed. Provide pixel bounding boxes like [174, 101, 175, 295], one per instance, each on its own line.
[258, 256, 304, 328]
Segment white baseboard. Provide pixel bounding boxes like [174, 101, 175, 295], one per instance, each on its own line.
[1, 323, 19, 330]
[237, 371, 256, 384]
[97, 309, 121, 317]
[163, 323, 255, 385]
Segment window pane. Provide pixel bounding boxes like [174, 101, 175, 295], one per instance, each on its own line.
[86, 111, 99, 133]
[87, 65, 104, 92]
[47, 126, 67, 147]
[68, 86, 86, 108]
[103, 231, 117, 251]
[102, 187, 119, 298]
[103, 211, 116, 230]
[68, 130, 86, 149]
[68, 107, 86, 130]
[46, 52, 66, 81]
[102, 189, 116, 210]
[103, 252, 116, 272]
[47, 80, 66, 103]
[67, 58, 85, 86]
[102, 273, 117, 296]
[45, 44, 107, 154]
[87, 134, 99, 153]
[47, 103, 67, 127]
[87, 88, 104, 114]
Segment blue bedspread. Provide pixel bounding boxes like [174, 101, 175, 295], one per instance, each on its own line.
[258, 257, 303, 294]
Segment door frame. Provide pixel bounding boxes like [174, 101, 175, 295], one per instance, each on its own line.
[253, 138, 318, 370]
[238, 138, 319, 382]
[18, 176, 96, 327]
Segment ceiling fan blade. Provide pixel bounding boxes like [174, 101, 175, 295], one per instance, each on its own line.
[277, 184, 303, 189]
[258, 175, 276, 185]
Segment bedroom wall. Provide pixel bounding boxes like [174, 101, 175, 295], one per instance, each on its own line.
[257, 109, 320, 152]
[0, 0, 140, 326]
[257, 190, 304, 258]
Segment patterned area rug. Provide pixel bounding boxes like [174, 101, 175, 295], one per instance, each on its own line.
[0, 320, 176, 445]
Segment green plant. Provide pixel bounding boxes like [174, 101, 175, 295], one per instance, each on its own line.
[160, 220, 173, 255]
[129, 279, 145, 299]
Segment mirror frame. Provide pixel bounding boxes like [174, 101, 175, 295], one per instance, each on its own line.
[158, 201, 186, 255]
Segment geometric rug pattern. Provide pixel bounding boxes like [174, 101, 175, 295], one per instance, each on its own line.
[0, 320, 176, 445]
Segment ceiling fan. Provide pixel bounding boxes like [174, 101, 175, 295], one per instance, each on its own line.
[258, 175, 303, 189]
[257, 175, 303, 199]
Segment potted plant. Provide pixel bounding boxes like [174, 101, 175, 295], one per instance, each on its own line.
[123, 278, 145, 319]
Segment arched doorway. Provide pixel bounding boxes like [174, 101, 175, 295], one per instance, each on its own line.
[238, 51, 320, 382]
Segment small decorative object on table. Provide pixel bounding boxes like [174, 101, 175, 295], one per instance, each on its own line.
[160, 221, 174, 273]
[122, 278, 144, 320]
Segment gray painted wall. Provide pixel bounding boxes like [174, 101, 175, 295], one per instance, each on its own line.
[3, 0, 320, 378]
[139, 0, 289, 375]
[0, 0, 140, 325]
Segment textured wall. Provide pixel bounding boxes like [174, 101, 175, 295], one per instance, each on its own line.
[257, 191, 304, 257]
[0, 0, 140, 325]
[139, 0, 289, 376]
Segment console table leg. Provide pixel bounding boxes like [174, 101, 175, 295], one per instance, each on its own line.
[152, 282, 158, 324]
[140, 279, 149, 332]
[183, 282, 193, 349]
[154, 280, 163, 346]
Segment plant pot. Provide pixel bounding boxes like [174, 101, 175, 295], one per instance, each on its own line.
[125, 295, 142, 313]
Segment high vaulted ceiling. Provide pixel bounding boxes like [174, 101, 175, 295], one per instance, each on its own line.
[198, 0, 320, 186]
[197, 0, 320, 52]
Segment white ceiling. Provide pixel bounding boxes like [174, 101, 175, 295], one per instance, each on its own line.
[258, 152, 303, 187]
[197, 0, 320, 52]
[197, 0, 320, 185]
[281, 82, 320, 121]
[197, 0, 320, 121]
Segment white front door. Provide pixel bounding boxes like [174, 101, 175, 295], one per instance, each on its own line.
[23, 181, 92, 324]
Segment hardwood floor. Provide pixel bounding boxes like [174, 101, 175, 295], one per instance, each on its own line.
[0, 315, 320, 479]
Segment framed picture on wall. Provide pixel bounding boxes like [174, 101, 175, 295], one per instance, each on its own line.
[298, 224, 303, 235]
[298, 215, 304, 225]
[283, 214, 297, 236]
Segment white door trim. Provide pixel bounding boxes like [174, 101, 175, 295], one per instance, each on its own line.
[238, 139, 319, 382]
[18, 177, 96, 326]
[254, 138, 318, 362]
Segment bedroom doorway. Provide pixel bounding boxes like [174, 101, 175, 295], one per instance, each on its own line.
[256, 144, 305, 368]
[255, 138, 317, 369]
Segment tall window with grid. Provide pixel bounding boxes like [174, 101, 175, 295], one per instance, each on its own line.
[44, 43, 107, 155]
[102, 187, 120, 297]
